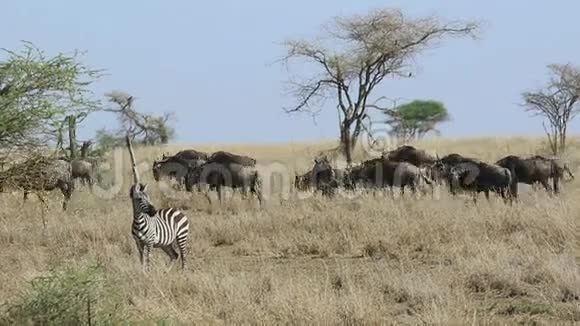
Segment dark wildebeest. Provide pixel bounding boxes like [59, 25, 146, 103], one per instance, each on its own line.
[447, 160, 514, 203]
[294, 157, 338, 196]
[0, 157, 74, 210]
[153, 149, 208, 181]
[496, 155, 574, 196]
[384, 145, 436, 167]
[185, 152, 262, 204]
[152, 154, 206, 186]
[346, 158, 433, 195]
[207, 151, 256, 166]
[431, 153, 482, 190]
[172, 149, 208, 161]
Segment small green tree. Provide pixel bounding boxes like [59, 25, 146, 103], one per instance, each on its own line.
[384, 99, 450, 140]
[0, 42, 101, 155]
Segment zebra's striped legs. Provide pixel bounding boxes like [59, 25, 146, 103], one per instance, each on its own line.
[134, 239, 144, 265]
[176, 236, 188, 270]
[161, 245, 179, 270]
[134, 239, 151, 271]
[142, 244, 152, 271]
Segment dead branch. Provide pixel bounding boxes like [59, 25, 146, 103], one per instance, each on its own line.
[125, 134, 139, 184]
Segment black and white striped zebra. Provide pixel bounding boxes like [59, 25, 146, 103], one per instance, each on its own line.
[129, 183, 189, 270]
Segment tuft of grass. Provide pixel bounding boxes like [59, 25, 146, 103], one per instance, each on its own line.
[0, 263, 126, 325]
[493, 299, 552, 316]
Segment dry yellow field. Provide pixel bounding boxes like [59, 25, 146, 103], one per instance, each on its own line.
[0, 137, 578, 324]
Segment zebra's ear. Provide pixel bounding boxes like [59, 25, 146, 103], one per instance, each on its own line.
[140, 183, 149, 192]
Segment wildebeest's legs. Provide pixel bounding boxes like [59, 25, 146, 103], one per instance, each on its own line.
[86, 176, 94, 192]
[35, 193, 49, 209]
[501, 189, 514, 205]
[540, 179, 552, 193]
[205, 185, 215, 206]
[409, 183, 417, 195]
[510, 181, 518, 199]
[58, 180, 73, 211]
[217, 185, 224, 204]
[251, 179, 263, 206]
[553, 177, 560, 194]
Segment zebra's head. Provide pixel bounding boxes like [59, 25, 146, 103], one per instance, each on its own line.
[129, 183, 157, 215]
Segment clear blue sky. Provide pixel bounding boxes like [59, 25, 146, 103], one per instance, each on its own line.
[2, 0, 579, 144]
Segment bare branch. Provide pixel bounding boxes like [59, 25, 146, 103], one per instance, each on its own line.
[281, 8, 480, 163]
[104, 91, 175, 145]
[522, 63, 580, 154]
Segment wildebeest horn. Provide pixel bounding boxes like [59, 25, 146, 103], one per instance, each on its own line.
[126, 135, 140, 184]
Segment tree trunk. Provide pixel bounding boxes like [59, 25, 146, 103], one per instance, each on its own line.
[559, 125, 567, 154]
[340, 122, 353, 165]
[80, 141, 91, 159]
[68, 115, 77, 159]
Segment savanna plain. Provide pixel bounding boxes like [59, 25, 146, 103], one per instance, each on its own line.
[0, 137, 578, 325]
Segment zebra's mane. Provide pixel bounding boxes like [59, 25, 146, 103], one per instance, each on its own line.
[141, 199, 158, 216]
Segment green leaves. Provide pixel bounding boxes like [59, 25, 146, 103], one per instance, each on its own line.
[0, 42, 102, 150]
[0, 263, 126, 325]
[385, 100, 449, 139]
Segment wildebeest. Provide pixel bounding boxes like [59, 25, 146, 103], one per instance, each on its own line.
[153, 149, 209, 183]
[496, 155, 574, 195]
[57, 156, 98, 190]
[172, 149, 208, 161]
[447, 160, 514, 202]
[207, 151, 256, 166]
[346, 158, 433, 194]
[71, 159, 96, 190]
[430, 153, 482, 189]
[0, 157, 74, 210]
[185, 154, 262, 204]
[152, 155, 205, 185]
[384, 145, 436, 167]
[294, 157, 333, 188]
[293, 157, 340, 196]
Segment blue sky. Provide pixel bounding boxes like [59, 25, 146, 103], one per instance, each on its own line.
[2, 0, 579, 144]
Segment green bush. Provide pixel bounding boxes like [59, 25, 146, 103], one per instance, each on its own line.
[0, 263, 126, 325]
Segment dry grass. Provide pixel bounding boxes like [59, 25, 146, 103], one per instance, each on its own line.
[0, 136, 579, 324]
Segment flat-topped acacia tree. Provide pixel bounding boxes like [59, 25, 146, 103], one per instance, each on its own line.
[282, 8, 479, 163]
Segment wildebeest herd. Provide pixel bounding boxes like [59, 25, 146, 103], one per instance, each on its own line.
[0, 144, 575, 271]
[0, 145, 574, 211]
[153, 145, 575, 204]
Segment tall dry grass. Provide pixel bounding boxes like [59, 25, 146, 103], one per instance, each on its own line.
[0, 136, 578, 324]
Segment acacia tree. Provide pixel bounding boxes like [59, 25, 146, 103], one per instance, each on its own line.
[522, 63, 580, 155]
[384, 99, 449, 141]
[282, 9, 479, 163]
[0, 42, 101, 154]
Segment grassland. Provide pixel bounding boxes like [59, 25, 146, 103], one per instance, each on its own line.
[0, 137, 578, 324]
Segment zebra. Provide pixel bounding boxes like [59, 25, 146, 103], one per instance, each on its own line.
[129, 183, 189, 270]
